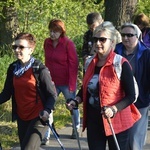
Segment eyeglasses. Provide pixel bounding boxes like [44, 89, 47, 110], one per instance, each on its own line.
[121, 33, 137, 37]
[93, 37, 110, 43]
[12, 45, 30, 50]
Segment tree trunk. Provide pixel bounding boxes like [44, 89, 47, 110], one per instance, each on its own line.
[104, 0, 137, 30]
[0, 5, 19, 49]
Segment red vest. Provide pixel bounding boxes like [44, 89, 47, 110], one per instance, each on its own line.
[82, 50, 141, 136]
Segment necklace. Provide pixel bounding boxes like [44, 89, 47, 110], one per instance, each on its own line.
[128, 54, 135, 63]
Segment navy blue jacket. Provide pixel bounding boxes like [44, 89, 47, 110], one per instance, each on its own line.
[115, 42, 150, 108]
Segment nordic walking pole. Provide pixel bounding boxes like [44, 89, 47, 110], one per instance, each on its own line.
[107, 117, 120, 150]
[40, 111, 66, 150]
[66, 98, 82, 150]
[102, 106, 120, 150]
[46, 121, 66, 150]
[70, 109, 82, 150]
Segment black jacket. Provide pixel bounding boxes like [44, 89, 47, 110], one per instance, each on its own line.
[82, 30, 93, 58]
[0, 59, 57, 121]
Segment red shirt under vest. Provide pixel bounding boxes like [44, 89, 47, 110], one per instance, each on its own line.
[13, 68, 43, 121]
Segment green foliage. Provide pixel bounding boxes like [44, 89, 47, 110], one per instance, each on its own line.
[135, 0, 150, 17]
[14, 0, 104, 60]
[0, 0, 15, 18]
[0, 122, 18, 149]
[0, 0, 150, 148]
[54, 94, 71, 128]
[0, 53, 15, 90]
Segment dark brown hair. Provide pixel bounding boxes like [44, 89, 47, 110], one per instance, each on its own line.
[134, 13, 150, 27]
[14, 33, 36, 47]
[86, 12, 103, 25]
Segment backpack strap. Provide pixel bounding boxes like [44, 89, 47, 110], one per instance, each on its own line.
[32, 59, 42, 87]
[113, 54, 139, 103]
[32, 59, 45, 103]
[84, 55, 95, 72]
[113, 54, 123, 80]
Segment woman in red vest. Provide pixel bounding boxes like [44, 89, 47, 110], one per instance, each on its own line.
[67, 21, 141, 150]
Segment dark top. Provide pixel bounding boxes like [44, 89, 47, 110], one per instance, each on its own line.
[81, 30, 93, 58]
[141, 27, 150, 48]
[115, 42, 150, 108]
[77, 61, 135, 111]
[0, 59, 57, 121]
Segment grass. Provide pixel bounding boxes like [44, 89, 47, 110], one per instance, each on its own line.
[0, 121, 18, 149]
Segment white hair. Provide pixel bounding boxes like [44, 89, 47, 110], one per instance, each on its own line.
[121, 23, 142, 41]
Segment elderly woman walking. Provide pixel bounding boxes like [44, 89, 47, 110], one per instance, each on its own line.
[115, 23, 150, 150]
[67, 21, 141, 150]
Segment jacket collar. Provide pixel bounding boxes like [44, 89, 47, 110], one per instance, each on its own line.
[115, 41, 148, 59]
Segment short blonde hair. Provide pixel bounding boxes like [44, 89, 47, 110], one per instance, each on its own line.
[93, 21, 117, 46]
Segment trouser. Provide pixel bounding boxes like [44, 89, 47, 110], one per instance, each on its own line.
[56, 85, 80, 129]
[17, 116, 48, 150]
[127, 106, 149, 150]
[87, 104, 130, 150]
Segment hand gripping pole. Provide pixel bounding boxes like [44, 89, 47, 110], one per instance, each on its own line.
[40, 111, 65, 150]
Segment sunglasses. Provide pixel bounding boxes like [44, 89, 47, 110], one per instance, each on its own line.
[121, 33, 137, 37]
[93, 37, 110, 43]
[12, 45, 30, 50]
